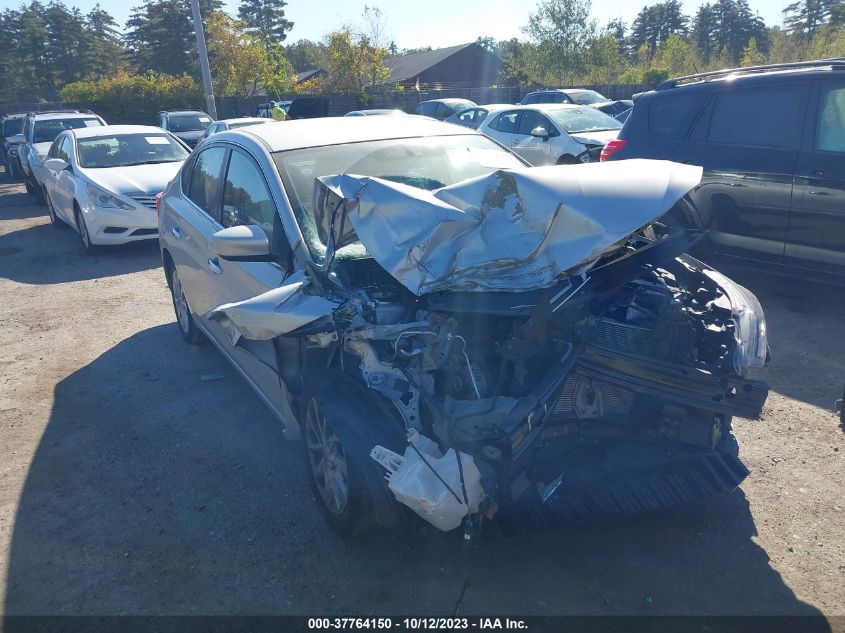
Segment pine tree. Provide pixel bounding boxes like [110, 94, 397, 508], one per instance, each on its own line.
[237, 0, 293, 43]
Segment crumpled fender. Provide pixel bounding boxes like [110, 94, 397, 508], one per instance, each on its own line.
[206, 270, 337, 345]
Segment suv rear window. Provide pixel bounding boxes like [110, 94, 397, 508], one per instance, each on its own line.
[648, 92, 701, 140]
[708, 85, 804, 149]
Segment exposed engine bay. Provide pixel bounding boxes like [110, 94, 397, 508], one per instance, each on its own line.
[209, 160, 770, 533]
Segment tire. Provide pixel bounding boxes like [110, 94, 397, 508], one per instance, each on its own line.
[302, 372, 408, 537]
[74, 207, 99, 255]
[556, 155, 579, 165]
[24, 179, 35, 196]
[45, 188, 61, 227]
[167, 262, 203, 344]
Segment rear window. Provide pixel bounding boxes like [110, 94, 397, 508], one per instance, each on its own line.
[3, 118, 23, 138]
[707, 85, 805, 149]
[648, 92, 701, 140]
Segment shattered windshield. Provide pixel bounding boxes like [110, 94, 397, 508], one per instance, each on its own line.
[273, 135, 525, 262]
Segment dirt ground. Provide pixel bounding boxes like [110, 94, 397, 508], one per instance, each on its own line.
[0, 172, 843, 620]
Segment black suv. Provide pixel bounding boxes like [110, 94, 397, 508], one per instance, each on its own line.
[603, 59, 845, 281]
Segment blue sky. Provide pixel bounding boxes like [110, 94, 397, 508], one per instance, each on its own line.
[0, 0, 787, 49]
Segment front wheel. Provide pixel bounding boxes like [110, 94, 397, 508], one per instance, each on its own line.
[302, 374, 408, 537]
[169, 263, 203, 344]
[45, 188, 61, 227]
[75, 209, 99, 255]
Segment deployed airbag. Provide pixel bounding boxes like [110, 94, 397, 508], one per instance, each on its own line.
[316, 159, 703, 295]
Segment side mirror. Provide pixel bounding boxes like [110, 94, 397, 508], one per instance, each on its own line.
[45, 158, 69, 172]
[212, 224, 270, 260]
[11, 133, 26, 144]
[531, 126, 549, 140]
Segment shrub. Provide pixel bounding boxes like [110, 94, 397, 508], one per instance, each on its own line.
[60, 71, 205, 124]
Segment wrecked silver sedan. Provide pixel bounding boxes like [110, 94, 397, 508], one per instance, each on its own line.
[159, 117, 769, 537]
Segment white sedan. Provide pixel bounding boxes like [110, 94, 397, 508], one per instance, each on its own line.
[42, 124, 190, 253]
[477, 103, 621, 166]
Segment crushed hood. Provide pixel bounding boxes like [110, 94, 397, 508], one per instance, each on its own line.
[315, 159, 703, 295]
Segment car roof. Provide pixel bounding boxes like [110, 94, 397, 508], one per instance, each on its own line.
[2, 113, 27, 120]
[30, 112, 101, 121]
[68, 124, 171, 139]
[508, 103, 585, 111]
[220, 116, 480, 152]
[219, 117, 266, 124]
[419, 98, 475, 105]
[161, 110, 208, 116]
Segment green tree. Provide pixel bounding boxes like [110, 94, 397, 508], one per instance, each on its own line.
[523, 0, 595, 85]
[783, 0, 839, 40]
[237, 0, 293, 43]
[283, 39, 328, 73]
[740, 36, 765, 65]
[323, 28, 388, 99]
[585, 33, 626, 82]
[654, 32, 698, 75]
[125, 0, 222, 77]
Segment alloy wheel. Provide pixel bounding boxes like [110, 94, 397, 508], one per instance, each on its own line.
[171, 268, 191, 335]
[305, 398, 349, 515]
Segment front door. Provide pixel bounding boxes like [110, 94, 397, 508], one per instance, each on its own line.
[198, 147, 289, 412]
[511, 110, 554, 166]
[787, 80, 845, 276]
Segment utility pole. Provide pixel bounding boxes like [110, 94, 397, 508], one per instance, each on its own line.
[189, 0, 218, 119]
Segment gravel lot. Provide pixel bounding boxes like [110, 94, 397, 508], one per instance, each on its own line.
[0, 172, 843, 619]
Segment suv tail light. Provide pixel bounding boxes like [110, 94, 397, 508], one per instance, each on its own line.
[155, 192, 163, 218]
[600, 139, 627, 162]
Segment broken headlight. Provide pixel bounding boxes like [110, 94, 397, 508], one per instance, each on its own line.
[704, 270, 768, 373]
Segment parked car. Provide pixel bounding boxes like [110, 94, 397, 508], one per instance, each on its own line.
[159, 116, 768, 537]
[344, 109, 406, 117]
[15, 110, 106, 200]
[412, 99, 477, 120]
[603, 59, 845, 281]
[158, 110, 213, 148]
[593, 99, 634, 118]
[256, 101, 292, 118]
[523, 89, 633, 120]
[443, 104, 511, 129]
[1, 113, 26, 179]
[286, 97, 329, 120]
[478, 104, 621, 165]
[202, 117, 270, 139]
[41, 124, 189, 254]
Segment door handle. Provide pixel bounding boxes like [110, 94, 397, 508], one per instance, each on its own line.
[811, 169, 826, 177]
[170, 226, 182, 239]
[207, 257, 223, 274]
[808, 190, 833, 196]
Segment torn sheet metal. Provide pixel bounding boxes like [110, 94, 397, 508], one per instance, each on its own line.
[316, 159, 703, 295]
[207, 270, 337, 344]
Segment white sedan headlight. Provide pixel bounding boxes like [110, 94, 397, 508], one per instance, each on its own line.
[704, 270, 768, 373]
[86, 184, 134, 210]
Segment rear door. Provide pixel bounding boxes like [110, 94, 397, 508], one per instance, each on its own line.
[484, 110, 520, 149]
[787, 79, 845, 275]
[673, 82, 808, 263]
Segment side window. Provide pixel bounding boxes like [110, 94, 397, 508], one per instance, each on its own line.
[57, 136, 72, 162]
[517, 111, 549, 136]
[708, 85, 805, 149]
[458, 109, 476, 123]
[815, 85, 845, 152]
[160, 115, 167, 129]
[416, 102, 434, 116]
[494, 111, 519, 133]
[187, 146, 227, 218]
[523, 94, 540, 105]
[48, 135, 63, 158]
[649, 92, 702, 141]
[221, 150, 277, 239]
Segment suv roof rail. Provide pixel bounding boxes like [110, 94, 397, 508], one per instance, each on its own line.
[26, 109, 95, 116]
[657, 58, 845, 90]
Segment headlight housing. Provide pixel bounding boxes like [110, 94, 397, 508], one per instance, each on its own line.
[704, 269, 768, 373]
[86, 184, 134, 211]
